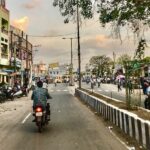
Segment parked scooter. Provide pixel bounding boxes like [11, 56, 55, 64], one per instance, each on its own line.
[3, 86, 14, 101]
[0, 87, 7, 102]
[12, 85, 23, 98]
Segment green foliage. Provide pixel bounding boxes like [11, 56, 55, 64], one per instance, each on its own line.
[97, 0, 150, 28]
[89, 55, 112, 76]
[53, 0, 93, 23]
[142, 56, 150, 64]
[117, 54, 131, 66]
[134, 39, 147, 60]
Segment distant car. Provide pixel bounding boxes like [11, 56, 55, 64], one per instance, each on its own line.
[74, 78, 78, 82]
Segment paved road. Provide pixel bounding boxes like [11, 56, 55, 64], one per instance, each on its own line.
[81, 82, 145, 107]
[0, 84, 128, 150]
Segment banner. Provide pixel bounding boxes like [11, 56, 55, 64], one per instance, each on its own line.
[49, 62, 59, 69]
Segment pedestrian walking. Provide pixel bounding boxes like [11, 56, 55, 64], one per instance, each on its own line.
[90, 78, 94, 92]
[128, 80, 133, 94]
[97, 77, 101, 88]
[117, 79, 122, 92]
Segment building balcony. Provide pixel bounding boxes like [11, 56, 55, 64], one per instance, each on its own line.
[1, 53, 8, 59]
[1, 28, 8, 35]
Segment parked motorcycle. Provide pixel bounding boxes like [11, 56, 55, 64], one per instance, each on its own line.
[12, 86, 23, 98]
[0, 88, 7, 103]
[3, 86, 14, 101]
[34, 103, 50, 132]
[21, 86, 28, 96]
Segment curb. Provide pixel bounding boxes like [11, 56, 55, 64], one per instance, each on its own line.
[75, 88, 150, 149]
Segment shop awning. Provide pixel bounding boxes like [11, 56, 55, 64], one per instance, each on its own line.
[0, 72, 8, 75]
[10, 72, 21, 76]
[2, 69, 14, 73]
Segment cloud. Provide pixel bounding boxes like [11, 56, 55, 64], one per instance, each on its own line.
[22, 0, 42, 9]
[12, 16, 29, 31]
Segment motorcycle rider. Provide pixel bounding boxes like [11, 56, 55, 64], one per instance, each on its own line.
[31, 80, 51, 122]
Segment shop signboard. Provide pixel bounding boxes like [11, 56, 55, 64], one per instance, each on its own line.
[0, 58, 9, 65]
[49, 62, 59, 69]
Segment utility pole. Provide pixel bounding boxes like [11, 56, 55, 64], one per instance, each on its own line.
[77, 0, 81, 88]
[19, 33, 23, 86]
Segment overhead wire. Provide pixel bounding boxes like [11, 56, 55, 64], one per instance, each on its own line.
[28, 32, 77, 38]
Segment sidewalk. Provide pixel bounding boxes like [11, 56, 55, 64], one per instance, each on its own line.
[95, 83, 146, 107]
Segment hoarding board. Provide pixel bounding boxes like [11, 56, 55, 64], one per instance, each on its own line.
[49, 62, 59, 69]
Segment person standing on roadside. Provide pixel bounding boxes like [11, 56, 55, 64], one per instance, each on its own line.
[97, 77, 101, 88]
[117, 79, 122, 92]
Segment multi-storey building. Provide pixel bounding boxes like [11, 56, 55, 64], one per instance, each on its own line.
[9, 26, 33, 85]
[48, 63, 69, 82]
[33, 62, 47, 77]
[0, 0, 10, 83]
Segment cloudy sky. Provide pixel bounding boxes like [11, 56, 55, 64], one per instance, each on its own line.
[7, 0, 150, 71]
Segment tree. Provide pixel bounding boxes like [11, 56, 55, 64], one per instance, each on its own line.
[142, 56, 150, 64]
[53, 0, 149, 34]
[97, 0, 150, 31]
[89, 55, 112, 77]
[134, 39, 147, 60]
[117, 54, 132, 66]
[53, 0, 93, 23]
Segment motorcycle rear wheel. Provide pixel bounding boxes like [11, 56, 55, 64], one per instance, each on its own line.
[38, 122, 42, 133]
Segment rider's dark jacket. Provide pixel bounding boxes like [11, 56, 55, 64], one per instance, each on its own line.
[31, 87, 50, 108]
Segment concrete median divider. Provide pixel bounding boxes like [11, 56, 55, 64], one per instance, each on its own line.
[75, 88, 150, 149]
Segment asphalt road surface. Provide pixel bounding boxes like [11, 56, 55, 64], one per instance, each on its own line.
[0, 83, 128, 150]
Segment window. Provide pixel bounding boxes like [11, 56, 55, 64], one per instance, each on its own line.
[1, 18, 8, 34]
[1, 43, 8, 58]
[1, 37, 4, 41]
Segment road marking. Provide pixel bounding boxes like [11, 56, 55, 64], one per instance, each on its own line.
[57, 89, 61, 92]
[63, 90, 68, 91]
[112, 90, 117, 92]
[21, 113, 31, 124]
[105, 90, 109, 92]
[98, 89, 102, 91]
[49, 90, 54, 92]
[108, 126, 134, 150]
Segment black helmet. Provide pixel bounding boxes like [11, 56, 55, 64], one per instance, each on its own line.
[37, 80, 43, 88]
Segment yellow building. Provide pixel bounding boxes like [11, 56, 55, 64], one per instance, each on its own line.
[0, 0, 10, 83]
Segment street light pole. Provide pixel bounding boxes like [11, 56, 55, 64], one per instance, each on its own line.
[32, 45, 41, 77]
[62, 37, 76, 86]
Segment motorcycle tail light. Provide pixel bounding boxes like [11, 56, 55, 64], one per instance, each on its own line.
[36, 107, 42, 112]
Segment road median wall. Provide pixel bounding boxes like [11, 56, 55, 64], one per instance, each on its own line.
[75, 88, 150, 149]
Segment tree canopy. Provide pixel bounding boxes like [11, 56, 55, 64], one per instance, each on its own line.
[53, 0, 150, 30]
[89, 55, 112, 76]
[117, 54, 132, 66]
[53, 0, 93, 23]
[98, 0, 150, 29]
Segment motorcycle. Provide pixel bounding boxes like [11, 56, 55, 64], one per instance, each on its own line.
[3, 86, 14, 101]
[12, 86, 23, 98]
[21, 86, 28, 96]
[0, 88, 7, 103]
[34, 103, 50, 132]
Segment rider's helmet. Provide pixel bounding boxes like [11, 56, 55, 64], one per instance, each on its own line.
[37, 80, 43, 88]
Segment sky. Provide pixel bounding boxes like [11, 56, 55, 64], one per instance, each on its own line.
[6, 0, 150, 71]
